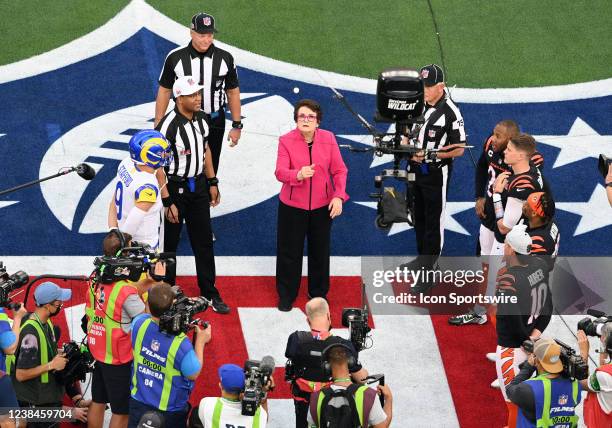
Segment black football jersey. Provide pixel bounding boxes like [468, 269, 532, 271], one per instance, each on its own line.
[495, 257, 552, 348]
[527, 220, 560, 271]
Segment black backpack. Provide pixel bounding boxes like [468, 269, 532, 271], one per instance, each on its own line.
[319, 383, 362, 428]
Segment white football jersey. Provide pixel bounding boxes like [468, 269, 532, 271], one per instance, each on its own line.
[114, 157, 163, 249]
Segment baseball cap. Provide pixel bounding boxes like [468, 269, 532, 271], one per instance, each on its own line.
[219, 363, 245, 393]
[505, 222, 532, 255]
[34, 281, 72, 306]
[420, 64, 444, 86]
[172, 76, 204, 98]
[137, 411, 165, 428]
[191, 13, 217, 34]
[534, 338, 563, 374]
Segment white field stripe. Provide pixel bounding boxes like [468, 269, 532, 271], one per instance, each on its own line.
[0, 256, 361, 276]
[0, 0, 609, 103]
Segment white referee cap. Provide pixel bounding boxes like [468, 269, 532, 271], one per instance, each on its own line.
[505, 221, 532, 255]
[173, 75, 204, 98]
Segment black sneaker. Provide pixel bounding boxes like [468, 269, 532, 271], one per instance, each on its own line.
[448, 310, 487, 326]
[211, 298, 230, 314]
[278, 302, 292, 312]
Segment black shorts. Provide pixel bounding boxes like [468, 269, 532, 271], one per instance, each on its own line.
[92, 361, 132, 415]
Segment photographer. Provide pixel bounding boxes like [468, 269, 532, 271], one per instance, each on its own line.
[86, 230, 149, 428]
[307, 344, 392, 428]
[11, 282, 87, 426]
[578, 323, 612, 426]
[506, 338, 582, 427]
[0, 303, 26, 427]
[285, 298, 368, 428]
[128, 283, 211, 428]
[191, 364, 271, 427]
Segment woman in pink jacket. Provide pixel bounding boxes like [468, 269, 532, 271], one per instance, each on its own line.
[274, 99, 349, 311]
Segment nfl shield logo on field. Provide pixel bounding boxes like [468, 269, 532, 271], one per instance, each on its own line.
[151, 340, 160, 352]
[558, 395, 568, 405]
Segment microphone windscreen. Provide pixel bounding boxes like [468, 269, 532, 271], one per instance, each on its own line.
[76, 163, 96, 180]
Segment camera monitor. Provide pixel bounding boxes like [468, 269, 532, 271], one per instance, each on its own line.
[376, 68, 424, 123]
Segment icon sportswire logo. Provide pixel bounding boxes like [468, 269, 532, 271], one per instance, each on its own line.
[39, 94, 292, 234]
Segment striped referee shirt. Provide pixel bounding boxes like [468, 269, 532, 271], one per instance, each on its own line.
[415, 95, 466, 162]
[156, 107, 210, 178]
[159, 42, 239, 114]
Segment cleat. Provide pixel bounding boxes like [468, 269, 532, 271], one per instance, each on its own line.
[448, 310, 488, 326]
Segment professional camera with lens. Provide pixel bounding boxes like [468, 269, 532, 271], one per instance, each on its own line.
[342, 308, 372, 352]
[523, 339, 588, 380]
[0, 262, 28, 308]
[55, 341, 95, 385]
[242, 356, 275, 417]
[92, 244, 175, 284]
[578, 309, 612, 337]
[158, 288, 210, 336]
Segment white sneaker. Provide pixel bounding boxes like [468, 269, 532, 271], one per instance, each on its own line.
[490, 378, 500, 389]
[486, 352, 497, 362]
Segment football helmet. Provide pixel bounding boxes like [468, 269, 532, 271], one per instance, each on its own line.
[129, 130, 172, 168]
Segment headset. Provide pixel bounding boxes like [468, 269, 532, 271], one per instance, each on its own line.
[321, 342, 357, 377]
[109, 228, 127, 254]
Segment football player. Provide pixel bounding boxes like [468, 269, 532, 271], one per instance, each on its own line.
[108, 130, 172, 250]
[523, 192, 559, 272]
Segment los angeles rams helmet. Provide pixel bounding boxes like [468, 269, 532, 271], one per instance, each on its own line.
[128, 130, 172, 168]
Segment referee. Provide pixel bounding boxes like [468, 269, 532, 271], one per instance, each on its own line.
[409, 64, 466, 274]
[155, 12, 242, 175]
[156, 75, 229, 314]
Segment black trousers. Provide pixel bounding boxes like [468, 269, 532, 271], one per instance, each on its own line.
[411, 162, 453, 267]
[207, 110, 226, 175]
[163, 177, 220, 300]
[294, 399, 310, 428]
[276, 202, 331, 306]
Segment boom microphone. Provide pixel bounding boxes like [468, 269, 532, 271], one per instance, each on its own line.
[75, 163, 96, 180]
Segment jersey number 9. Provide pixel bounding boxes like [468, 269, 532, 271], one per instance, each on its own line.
[115, 182, 124, 220]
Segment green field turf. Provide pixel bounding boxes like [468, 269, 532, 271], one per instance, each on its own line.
[1, 0, 610, 88]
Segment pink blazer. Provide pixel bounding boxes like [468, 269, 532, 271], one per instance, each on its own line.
[275, 128, 349, 211]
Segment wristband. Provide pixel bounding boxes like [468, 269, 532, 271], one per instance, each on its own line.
[207, 177, 219, 187]
[231, 121, 243, 130]
[162, 196, 173, 208]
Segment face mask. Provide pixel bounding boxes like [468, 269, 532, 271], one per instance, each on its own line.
[49, 304, 61, 317]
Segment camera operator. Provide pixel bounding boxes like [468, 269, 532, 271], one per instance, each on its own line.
[284, 298, 368, 428]
[506, 338, 582, 427]
[86, 230, 150, 428]
[190, 363, 271, 427]
[307, 344, 392, 428]
[578, 323, 612, 426]
[494, 224, 552, 427]
[408, 64, 466, 271]
[0, 303, 27, 427]
[128, 283, 211, 428]
[11, 282, 88, 426]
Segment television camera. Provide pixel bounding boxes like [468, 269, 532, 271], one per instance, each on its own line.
[158, 288, 210, 336]
[523, 338, 588, 380]
[0, 261, 28, 309]
[92, 242, 175, 284]
[342, 307, 372, 352]
[333, 68, 472, 229]
[242, 356, 275, 416]
[578, 309, 612, 356]
[55, 341, 95, 385]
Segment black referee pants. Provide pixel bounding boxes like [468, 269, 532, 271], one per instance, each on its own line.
[412, 162, 453, 268]
[163, 177, 220, 300]
[207, 110, 226, 175]
[276, 202, 331, 306]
